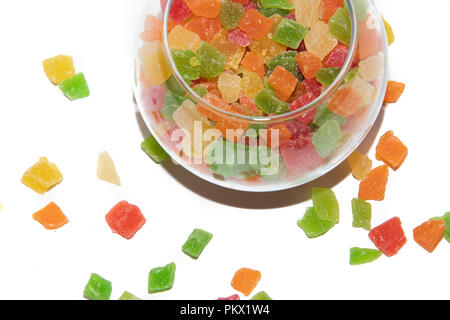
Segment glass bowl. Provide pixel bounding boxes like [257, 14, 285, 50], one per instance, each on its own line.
[132, 0, 388, 192]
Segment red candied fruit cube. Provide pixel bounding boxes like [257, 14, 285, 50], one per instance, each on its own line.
[169, 0, 192, 23]
[290, 92, 317, 124]
[105, 201, 146, 239]
[228, 28, 252, 47]
[302, 79, 322, 98]
[297, 40, 307, 52]
[322, 0, 344, 22]
[280, 136, 324, 175]
[285, 120, 313, 138]
[323, 45, 349, 68]
[369, 217, 407, 257]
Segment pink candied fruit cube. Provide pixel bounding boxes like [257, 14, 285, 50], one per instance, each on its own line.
[302, 79, 322, 98]
[229, 28, 252, 47]
[167, 0, 192, 23]
[285, 120, 312, 138]
[280, 136, 324, 175]
[142, 85, 167, 112]
[369, 217, 407, 257]
[323, 45, 349, 68]
[105, 201, 146, 239]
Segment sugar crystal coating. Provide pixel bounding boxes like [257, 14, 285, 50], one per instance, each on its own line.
[251, 291, 272, 300]
[168, 25, 202, 51]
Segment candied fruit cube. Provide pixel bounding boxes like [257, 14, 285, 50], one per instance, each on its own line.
[169, 0, 192, 22]
[273, 18, 308, 49]
[375, 131, 408, 170]
[347, 150, 372, 180]
[328, 7, 351, 45]
[84, 273, 112, 300]
[359, 54, 384, 82]
[413, 219, 446, 253]
[168, 25, 201, 51]
[142, 85, 167, 113]
[267, 51, 301, 79]
[22, 157, 63, 194]
[343, 75, 375, 107]
[290, 93, 316, 115]
[182, 228, 213, 259]
[312, 119, 342, 159]
[185, 16, 222, 42]
[255, 89, 289, 115]
[218, 294, 241, 300]
[197, 41, 227, 78]
[119, 292, 141, 300]
[369, 217, 407, 257]
[228, 28, 252, 47]
[267, 14, 284, 39]
[314, 104, 345, 127]
[238, 9, 274, 40]
[185, 0, 221, 18]
[139, 41, 171, 86]
[231, 268, 261, 296]
[219, 0, 245, 30]
[43, 55, 75, 85]
[141, 15, 163, 42]
[295, 51, 323, 79]
[172, 49, 201, 81]
[297, 207, 336, 238]
[293, 0, 323, 28]
[383, 17, 395, 45]
[322, 0, 344, 22]
[251, 291, 272, 300]
[305, 21, 338, 60]
[268, 66, 298, 102]
[59, 73, 90, 101]
[249, 35, 286, 62]
[352, 198, 371, 231]
[358, 165, 389, 201]
[241, 52, 265, 77]
[261, 0, 294, 10]
[328, 87, 362, 118]
[240, 69, 264, 99]
[281, 136, 324, 174]
[349, 247, 382, 265]
[33, 202, 69, 230]
[97, 151, 121, 186]
[105, 201, 146, 239]
[312, 187, 339, 223]
[141, 134, 170, 163]
[358, 17, 382, 60]
[316, 67, 341, 86]
[384, 81, 405, 103]
[148, 262, 176, 293]
[218, 71, 241, 103]
[323, 45, 349, 68]
[211, 29, 246, 71]
[344, 0, 368, 22]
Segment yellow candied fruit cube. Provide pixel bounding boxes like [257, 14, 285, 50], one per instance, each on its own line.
[97, 151, 121, 186]
[249, 35, 286, 63]
[305, 21, 338, 60]
[168, 25, 202, 51]
[210, 29, 245, 71]
[43, 55, 75, 85]
[347, 150, 372, 180]
[383, 17, 395, 45]
[138, 41, 171, 86]
[294, 0, 323, 28]
[22, 157, 63, 194]
[240, 68, 264, 99]
[218, 71, 241, 103]
[359, 55, 384, 83]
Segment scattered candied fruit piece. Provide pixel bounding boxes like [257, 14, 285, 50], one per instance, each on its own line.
[43, 55, 75, 85]
[97, 151, 121, 186]
[84, 273, 112, 300]
[119, 291, 141, 300]
[369, 217, 407, 257]
[375, 131, 408, 170]
[218, 294, 240, 300]
[349, 247, 382, 265]
[328, 87, 362, 118]
[238, 9, 274, 40]
[59, 73, 90, 101]
[383, 17, 395, 45]
[182, 228, 213, 259]
[351, 198, 371, 231]
[231, 268, 261, 296]
[148, 262, 176, 293]
[184, 16, 222, 42]
[295, 51, 323, 79]
[268, 66, 298, 102]
[105, 201, 146, 239]
[185, 0, 221, 18]
[22, 157, 63, 194]
[347, 150, 372, 180]
[297, 207, 336, 238]
[358, 165, 389, 201]
[141, 134, 170, 163]
[413, 219, 446, 253]
[384, 81, 405, 103]
[240, 52, 265, 77]
[251, 291, 272, 300]
[312, 187, 339, 223]
[33, 202, 69, 230]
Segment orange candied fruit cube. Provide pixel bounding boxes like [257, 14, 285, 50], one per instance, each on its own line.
[184, 16, 222, 42]
[240, 52, 265, 77]
[358, 17, 382, 60]
[295, 51, 323, 80]
[141, 15, 163, 42]
[268, 66, 298, 102]
[168, 19, 178, 33]
[185, 0, 222, 18]
[413, 219, 446, 253]
[262, 124, 292, 149]
[231, 267, 261, 296]
[322, 0, 344, 22]
[358, 165, 389, 201]
[384, 81, 405, 103]
[33, 202, 69, 230]
[328, 87, 362, 118]
[347, 150, 372, 180]
[375, 131, 408, 170]
[238, 9, 274, 40]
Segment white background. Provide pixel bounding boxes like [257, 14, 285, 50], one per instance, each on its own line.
[0, 0, 448, 300]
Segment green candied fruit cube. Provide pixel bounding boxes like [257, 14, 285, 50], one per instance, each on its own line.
[165, 75, 185, 96]
[344, 67, 359, 83]
[352, 198, 372, 231]
[329, 8, 351, 45]
[314, 104, 346, 127]
[254, 89, 289, 115]
[119, 291, 142, 300]
[273, 19, 309, 49]
[312, 119, 342, 158]
[251, 291, 272, 300]
[83, 273, 112, 300]
[219, 0, 245, 30]
[267, 51, 301, 80]
[141, 134, 170, 163]
[316, 67, 342, 86]
[197, 42, 226, 79]
[59, 73, 90, 100]
[344, 0, 369, 22]
[259, 7, 290, 17]
[172, 49, 201, 82]
[182, 228, 213, 259]
[297, 207, 336, 238]
[349, 247, 382, 265]
[312, 188, 339, 223]
[161, 90, 185, 122]
[261, 0, 294, 10]
[148, 262, 176, 293]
